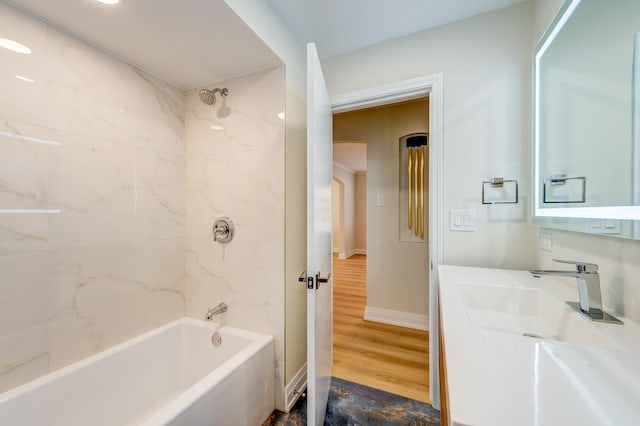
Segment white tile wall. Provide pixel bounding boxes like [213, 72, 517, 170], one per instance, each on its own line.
[0, 1, 286, 402]
[0, 2, 185, 391]
[184, 66, 286, 408]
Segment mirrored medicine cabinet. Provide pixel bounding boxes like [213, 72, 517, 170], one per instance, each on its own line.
[533, 0, 640, 239]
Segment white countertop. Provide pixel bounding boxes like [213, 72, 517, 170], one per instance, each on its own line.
[439, 265, 640, 426]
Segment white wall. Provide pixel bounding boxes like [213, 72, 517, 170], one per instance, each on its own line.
[334, 100, 429, 319]
[324, 2, 538, 270]
[0, 2, 185, 392]
[532, 0, 640, 324]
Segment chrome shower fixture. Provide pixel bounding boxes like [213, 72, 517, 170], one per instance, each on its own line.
[199, 87, 229, 105]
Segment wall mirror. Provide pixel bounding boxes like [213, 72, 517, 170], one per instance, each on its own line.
[533, 0, 640, 239]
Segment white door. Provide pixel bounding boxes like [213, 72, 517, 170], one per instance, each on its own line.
[306, 42, 333, 426]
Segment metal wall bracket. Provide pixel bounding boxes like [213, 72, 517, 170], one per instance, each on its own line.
[542, 175, 586, 203]
[482, 177, 518, 204]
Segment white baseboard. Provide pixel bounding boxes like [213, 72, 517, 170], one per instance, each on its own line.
[345, 248, 366, 258]
[364, 306, 429, 331]
[284, 363, 307, 412]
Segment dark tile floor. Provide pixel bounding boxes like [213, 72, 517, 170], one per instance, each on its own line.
[264, 377, 440, 426]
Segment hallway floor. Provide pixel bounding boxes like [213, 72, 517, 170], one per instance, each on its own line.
[332, 254, 430, 403]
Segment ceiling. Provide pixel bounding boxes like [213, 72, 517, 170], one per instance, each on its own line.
[334, 142, 367, 173]
[5, 0, 282, 90]
[5, 0, 527, 90]
[266, 0, 528, 58]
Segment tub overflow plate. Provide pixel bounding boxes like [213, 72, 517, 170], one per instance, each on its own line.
[211, 332, 222, 347]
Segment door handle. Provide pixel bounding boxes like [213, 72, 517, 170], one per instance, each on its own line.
[298, 271, 307, 282]
[316, 272, 331, 284]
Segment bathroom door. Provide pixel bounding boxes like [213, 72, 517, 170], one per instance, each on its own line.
[306, 42, 333, 426]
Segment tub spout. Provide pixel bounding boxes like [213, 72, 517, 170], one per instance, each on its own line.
[205, 302, 228, 321]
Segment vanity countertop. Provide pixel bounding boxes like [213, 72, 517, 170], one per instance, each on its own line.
[439, 265, 640, 426]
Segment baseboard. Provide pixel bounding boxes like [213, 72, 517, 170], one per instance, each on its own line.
[345, 248, 366, 258]
[285, 363, 307, 412]
[364, 306, 429, 331]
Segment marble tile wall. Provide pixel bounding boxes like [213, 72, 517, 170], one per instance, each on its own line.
[0, 2, 185, 392]
[184, 66, 286, 409]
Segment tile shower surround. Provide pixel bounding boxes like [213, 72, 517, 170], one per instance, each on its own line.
[0, 0, 286, 402]
[184, 66, 286, 408]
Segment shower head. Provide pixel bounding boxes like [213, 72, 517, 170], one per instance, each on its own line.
[198, 87, 229, 105]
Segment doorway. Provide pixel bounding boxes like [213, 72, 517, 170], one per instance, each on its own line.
[331, 98, 430, 402]
[332, 74, 444, 408]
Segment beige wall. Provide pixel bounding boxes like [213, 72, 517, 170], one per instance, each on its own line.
[334, 100, 429, 316]
[332, 163, 356, 256]
[324, 2, 538, 271]
[355, 172, 367, 251]
[534, 0, 565, 41]
[221, 0, 308, 408]
[332, 178, 344, 253]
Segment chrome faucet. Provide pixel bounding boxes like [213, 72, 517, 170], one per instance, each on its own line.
[529, 259, 622, 324]
[205, 302, 228, 321]
[212, 217, 234, 244]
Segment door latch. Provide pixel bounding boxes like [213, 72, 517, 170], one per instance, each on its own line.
[299, 271, 314, 289]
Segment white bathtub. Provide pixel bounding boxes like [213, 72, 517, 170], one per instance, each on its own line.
[0, 317, 274, 426]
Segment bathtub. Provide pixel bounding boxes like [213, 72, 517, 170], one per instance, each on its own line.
[0, 317, 274, 426]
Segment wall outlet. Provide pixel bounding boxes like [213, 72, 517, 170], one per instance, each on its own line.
[376, 194, 384, 206]
[586, 218, 620, 234]
[539, 232, 553, 252]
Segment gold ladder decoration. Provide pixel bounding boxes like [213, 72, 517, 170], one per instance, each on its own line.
[405, 134, 428, 240]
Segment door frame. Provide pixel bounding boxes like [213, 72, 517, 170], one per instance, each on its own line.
[331, 177, 346, 258]
[330, 73, 444, 408]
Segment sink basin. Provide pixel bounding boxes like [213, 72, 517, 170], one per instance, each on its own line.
[459, 284, 622, 350]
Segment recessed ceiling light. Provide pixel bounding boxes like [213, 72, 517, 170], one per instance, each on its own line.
[0, 38, 31, 54]
[277, 112, 285, 120]
[96, 0, 121, 5]
[210, 124, 224, 131]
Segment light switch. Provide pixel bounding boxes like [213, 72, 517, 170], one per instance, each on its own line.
[376, 194, 384, 206]
[450, 209, 476, 232]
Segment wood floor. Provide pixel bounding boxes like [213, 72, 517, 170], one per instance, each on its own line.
[331, 253, 430, 403]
